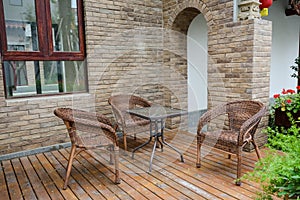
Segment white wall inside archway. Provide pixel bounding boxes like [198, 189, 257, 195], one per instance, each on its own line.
[187, 14, 208, 112]
[264, 0, 300, 96]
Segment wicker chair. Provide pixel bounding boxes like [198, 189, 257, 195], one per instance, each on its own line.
[54, 108, 120, 190]
[108, 94, 151, 152]
[196, 100, 267, 186]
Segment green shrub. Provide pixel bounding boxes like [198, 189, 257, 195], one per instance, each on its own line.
[245, 144, 300, 199]
[264, 124, 300, 152]
[244, 117, 300, 199]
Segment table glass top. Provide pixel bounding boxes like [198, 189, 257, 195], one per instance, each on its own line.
[128, 105, 187, 120]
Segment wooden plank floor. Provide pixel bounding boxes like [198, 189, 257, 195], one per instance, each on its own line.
[0, 130, 278, 200]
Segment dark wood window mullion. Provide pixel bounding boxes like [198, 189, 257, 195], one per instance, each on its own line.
[77, 0, 86, 57]
[44, 0, 53, 56]
[43, 2, 64, 92]
[0, 1, 7, 55]
[0, 1, 9, 97]
[33, 0, 49, 94]
[35, 0, 49, 57]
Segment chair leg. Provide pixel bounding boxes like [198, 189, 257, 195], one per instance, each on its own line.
[108, 145, 113, 165]
[251, 140, 261, 159]
[123, 135, 127, 152]
[114, 145, 120, 184]
[63, 144, 77, 190]
[235, 150, 242, 186]
[196, 135, 201, 168]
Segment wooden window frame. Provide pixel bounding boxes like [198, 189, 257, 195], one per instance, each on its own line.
[0, 0, 87, 99]
[0, 0, 86, 61]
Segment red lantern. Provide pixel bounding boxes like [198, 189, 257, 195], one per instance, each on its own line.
[259, 0, 273, 9]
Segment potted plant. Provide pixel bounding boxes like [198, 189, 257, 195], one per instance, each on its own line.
[272, 86, 300, 128]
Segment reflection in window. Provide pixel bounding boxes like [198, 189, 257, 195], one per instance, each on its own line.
[4, 60, 87, 97]
[3, 0, 39, 51]
[51, 0, 80, 52]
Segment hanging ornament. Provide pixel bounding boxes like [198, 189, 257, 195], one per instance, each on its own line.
[260, 8, 269, 17]
[259, 0, 273, 16]
[259, 0, 273, 10]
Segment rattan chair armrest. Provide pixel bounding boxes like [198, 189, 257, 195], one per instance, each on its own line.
[54, 108, 112, 125]
[197, 103, 227, 134]
[110, 104, 126, 128]
[238, 105, 267, 144]
[131, 95, 152, 107]
[79, 111, 113, 127]
[95, 113, 113, 127]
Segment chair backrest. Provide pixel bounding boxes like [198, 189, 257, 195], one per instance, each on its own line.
[54, 108, 118, 147]
[225, 100, 265, 132]
[108, 94, 151, 110]
[108, 94, 151, 123]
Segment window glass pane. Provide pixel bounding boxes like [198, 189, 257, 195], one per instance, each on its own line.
[4, 60, 87, 98]
[3, 0, 39, 51]
[51, 0, 80, 52]
[43, 61, 87, 92]
[4, 61, 37, 97]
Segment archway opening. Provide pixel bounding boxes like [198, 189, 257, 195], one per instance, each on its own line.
[187, 14, 208, 112]
[171, 8, 208, 133]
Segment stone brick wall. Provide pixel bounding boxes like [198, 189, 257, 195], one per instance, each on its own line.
[84, 0, 165, 112]
[0, 94, 71, 153]
[84, 0, 188, 129]
[0, 0, 272, 155]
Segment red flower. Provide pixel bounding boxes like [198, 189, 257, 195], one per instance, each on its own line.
[297, 86, 300, 90]
[286, 99, 292, 104]
[273, 94, 280, 98]
[287, 89, 295, 94]
[282, 88, 287, 94]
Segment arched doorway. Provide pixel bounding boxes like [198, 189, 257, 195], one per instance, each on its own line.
[187, 14, 208, 112]
[187, 13, 208, 133]
[168, 9, 208, 133]
[166, 4, 211, 133]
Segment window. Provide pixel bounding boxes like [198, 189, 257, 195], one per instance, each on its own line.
[0, 0, 87, 98]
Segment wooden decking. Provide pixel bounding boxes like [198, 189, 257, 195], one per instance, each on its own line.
[0, 130, 271, 200]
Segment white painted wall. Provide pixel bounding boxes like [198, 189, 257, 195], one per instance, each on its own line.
[187, 14, 208, 112]
[264, 0, 300, 96]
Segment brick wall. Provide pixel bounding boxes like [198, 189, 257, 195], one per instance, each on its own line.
[163, 0, 271, 148]
[0, 0, 271, 155]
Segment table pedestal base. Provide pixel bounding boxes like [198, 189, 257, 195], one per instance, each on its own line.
[132, 120, 184, 172]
